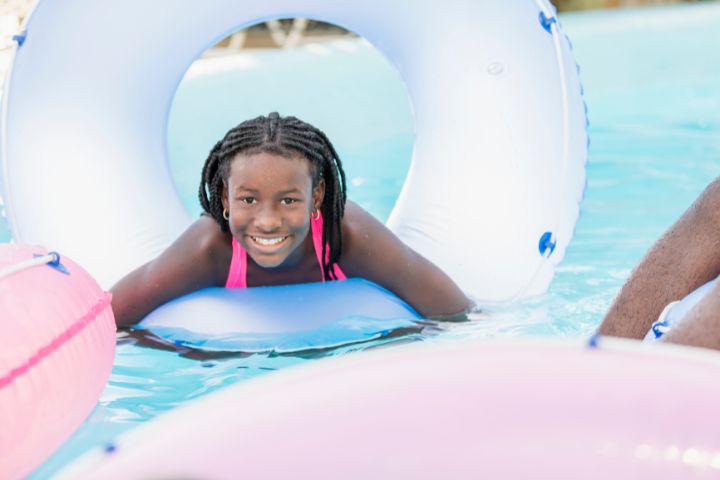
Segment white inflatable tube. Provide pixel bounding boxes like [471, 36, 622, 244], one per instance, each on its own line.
[55, 339, 720, 479]
[1, 0, 587, 303]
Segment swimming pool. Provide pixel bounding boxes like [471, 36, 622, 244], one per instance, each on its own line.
[5, 2, 719, 477]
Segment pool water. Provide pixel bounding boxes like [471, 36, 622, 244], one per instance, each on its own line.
[5, 2, 719, 477]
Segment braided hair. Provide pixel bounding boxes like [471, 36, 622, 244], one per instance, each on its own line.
[199, 112, 347, 280]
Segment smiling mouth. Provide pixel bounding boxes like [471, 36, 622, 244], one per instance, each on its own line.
[250, 236, 289, 247]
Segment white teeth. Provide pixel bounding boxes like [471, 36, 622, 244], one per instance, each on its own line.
[252, 236, 286, 246]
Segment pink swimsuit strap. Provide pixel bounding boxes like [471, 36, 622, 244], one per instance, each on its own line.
[225, 212, 346, 288]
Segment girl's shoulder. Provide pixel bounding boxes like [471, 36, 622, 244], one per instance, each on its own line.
[340, 200, 371, 232]
[184, 215, 233, 270]
[341, 200, 392, 232]
[339, 201, 407, 274]
[156, 214, 233, 286]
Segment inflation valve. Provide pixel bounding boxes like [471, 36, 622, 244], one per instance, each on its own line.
[538, 231, 557, 257]
[538, 11, 557, 34]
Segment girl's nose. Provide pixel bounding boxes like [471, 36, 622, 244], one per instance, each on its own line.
[254, 204, 282, 232]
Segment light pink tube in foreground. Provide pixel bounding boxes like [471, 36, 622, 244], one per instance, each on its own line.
[57, 339, 720, 479]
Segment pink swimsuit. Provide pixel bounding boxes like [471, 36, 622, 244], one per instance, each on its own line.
[225, 212, 347, 288]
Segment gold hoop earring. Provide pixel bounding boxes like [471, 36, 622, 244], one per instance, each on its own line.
[223, 208, 229, 221]
[311, 209, 320, 221]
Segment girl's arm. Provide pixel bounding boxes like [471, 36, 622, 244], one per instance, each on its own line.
[598, 178, 720, 339]
[111, 216, 231, 328]
[339, 201, 471, 318]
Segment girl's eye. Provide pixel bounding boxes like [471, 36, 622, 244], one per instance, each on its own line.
[240, 197, 256, 205]
[281, 198, 299, 205]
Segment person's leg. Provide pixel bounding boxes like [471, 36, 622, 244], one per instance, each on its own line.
[598, 177, 720, 339]
[660, 279, 720, 350]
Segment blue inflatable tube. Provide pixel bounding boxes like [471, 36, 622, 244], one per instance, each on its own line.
[137, 279, 421, 352]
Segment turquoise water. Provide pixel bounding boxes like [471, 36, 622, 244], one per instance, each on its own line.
[9, 2, 720, 477]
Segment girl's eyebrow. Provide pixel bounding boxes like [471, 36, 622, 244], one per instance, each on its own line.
[233, 186, 258, 193]
[233, 187, 304, 194]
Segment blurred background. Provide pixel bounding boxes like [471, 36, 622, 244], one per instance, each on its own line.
[0, 0, 716, 87]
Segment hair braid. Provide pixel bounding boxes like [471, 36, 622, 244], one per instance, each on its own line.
[198, 112, 347, 280]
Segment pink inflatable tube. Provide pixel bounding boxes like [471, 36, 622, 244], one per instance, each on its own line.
[0, 245, 115, 480]
[57, 339, 720, 479]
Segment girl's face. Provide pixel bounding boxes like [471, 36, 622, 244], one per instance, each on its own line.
[222, 151, 324, 269]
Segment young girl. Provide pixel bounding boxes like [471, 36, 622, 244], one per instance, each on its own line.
[111, 113, 470, 327]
